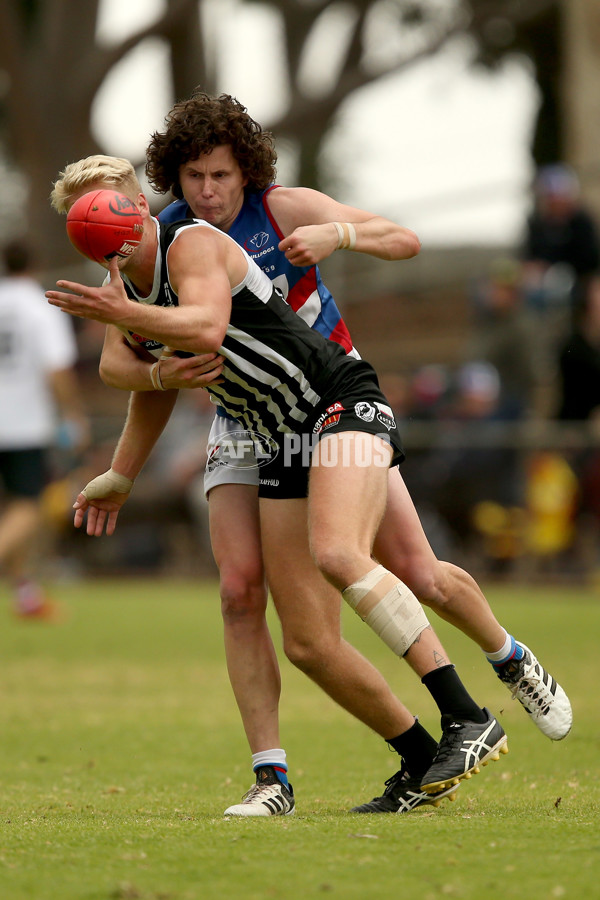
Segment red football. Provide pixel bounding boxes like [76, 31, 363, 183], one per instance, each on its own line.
[66, 189, 144, 264]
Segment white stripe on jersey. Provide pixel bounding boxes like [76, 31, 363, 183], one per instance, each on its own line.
[214, 350, 318, 433]
[220, 366, 309, 429]
[208, 382, 272, 435]
[212, 385, 288, 436]
[224, 324, 321, 406]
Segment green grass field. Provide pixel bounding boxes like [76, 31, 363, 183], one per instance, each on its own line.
[0, 578, 597, 900]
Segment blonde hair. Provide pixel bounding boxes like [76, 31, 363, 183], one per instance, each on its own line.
[50, 155, 143, 213]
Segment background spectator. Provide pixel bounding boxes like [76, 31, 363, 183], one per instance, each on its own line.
[556, 273, 600, 422]
[467, 257, 540, 419]
[522, 163, 600, 315]
[0, 239, 89, 617]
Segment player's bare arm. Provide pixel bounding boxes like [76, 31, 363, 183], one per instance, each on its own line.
[270, 186, 421, 265]
[100, 324, 225, 392]
[74, 389, 178, 536]
[165, 227, 233, 352]
[47, 230, 233, 354]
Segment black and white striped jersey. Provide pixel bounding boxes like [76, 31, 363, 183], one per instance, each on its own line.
[121, 217, 378, 438]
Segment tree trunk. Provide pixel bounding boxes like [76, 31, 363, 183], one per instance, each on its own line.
[562, 0, 600, 222]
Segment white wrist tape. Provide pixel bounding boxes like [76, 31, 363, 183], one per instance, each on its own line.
[342, 564, 429, 658]
[81, 468, 135, 500]
[150, 360, 166, 391]
[333, 221, 357, 251]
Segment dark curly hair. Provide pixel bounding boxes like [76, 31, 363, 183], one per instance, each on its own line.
[146, 91, 277, 198]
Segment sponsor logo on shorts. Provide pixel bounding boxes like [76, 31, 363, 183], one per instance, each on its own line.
[312, 402, 345, 434]
[206, 430, 279, 471]
[375, 402, 396, 431]
[259, 477, 280, 487]
[354, 401, 376, 422]
[314, 413, 341, 433]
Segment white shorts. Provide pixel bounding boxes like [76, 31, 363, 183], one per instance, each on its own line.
[204, 414, 260, 496]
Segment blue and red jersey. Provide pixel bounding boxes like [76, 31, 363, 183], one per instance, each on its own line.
[158, 186, 355, 355]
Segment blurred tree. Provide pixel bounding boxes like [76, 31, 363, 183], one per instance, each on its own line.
[0, 0, 207, 266]
[0, 0, 581, 268]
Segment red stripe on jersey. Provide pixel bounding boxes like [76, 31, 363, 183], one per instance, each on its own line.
[329, 318, 354, 354]
[262, 185, 284, 239]
[287, 269, 317, 312]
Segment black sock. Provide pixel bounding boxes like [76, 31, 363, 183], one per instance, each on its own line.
[422, 664, 487, 724]
[386, 718, 438, 776]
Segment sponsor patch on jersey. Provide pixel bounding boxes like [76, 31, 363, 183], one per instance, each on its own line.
[375, 402, 396, 431]
[355, 401, 376, 422]
[128, 331, 163, 351]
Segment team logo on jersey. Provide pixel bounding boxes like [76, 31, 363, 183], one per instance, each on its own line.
[206, 430, 279, 471]
[244, 231, 270, 252]
[375, 402, 396, 431]
[355, 402, 376, 422]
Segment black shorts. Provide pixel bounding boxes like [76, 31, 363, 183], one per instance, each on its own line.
[0, 447, 48, 498]
[258, 381, 404, 500]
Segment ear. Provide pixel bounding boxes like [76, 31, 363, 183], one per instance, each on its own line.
[136, 193, 151, 216]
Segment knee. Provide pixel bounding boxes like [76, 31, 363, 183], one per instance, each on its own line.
[281, 630, 330, 675]
[394, 557, 448, 611]
[219, 567, 268, 626]
[310, 542, 357, 592]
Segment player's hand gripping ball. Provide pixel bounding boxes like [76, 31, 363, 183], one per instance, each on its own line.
[66, 189, 144, 264]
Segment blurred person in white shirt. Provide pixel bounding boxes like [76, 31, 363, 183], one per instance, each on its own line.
[0, 239, 89, 617]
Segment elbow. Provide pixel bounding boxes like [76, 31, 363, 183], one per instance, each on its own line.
[387, 229, 421, 261]
[99, 359, 124, 389]
[186, 326, 224, 355]
[198, 336, 223, 355]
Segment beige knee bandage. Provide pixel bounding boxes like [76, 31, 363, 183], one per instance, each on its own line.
[342, 564, 430, 658]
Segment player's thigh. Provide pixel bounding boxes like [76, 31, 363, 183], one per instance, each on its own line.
[308, 433, 391, 557]
[373, 466, 439, 573]
[208, 482, 264, 584]
[259, 497, 342, 643]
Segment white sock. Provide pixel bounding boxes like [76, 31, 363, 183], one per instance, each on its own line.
[252, 749, 288, 786]
[485, 630, 513, 663]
